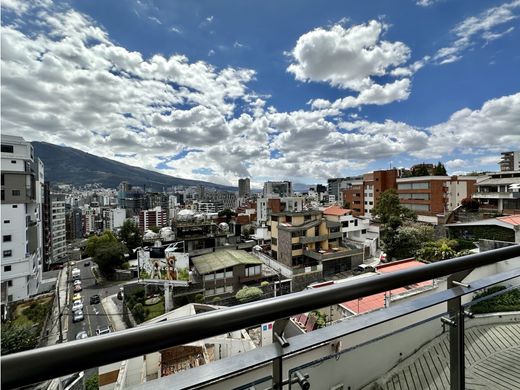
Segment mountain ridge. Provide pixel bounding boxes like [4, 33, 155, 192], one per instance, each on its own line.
[32, 141, 236, 191]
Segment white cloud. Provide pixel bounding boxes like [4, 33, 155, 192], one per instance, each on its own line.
[148, 16, 162, 25]
[434, 1, 520, 64]
[287, 21, 410, 91]
[415, 0, 438, 7]
[445, 159, 466, 169]
[170, 26, 182, 34]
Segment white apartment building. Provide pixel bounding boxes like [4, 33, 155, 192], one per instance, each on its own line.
[256, 196, 304, 225]
[322, 205, 369, 243]
[1, 135, 44, 303]
[363, 181, 375, 217]
[263, 181, 292, 197]
[51, 194, 67, 263]
[104, 208, 126, 231]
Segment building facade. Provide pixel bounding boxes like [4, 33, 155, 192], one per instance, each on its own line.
[1, 135, 44, 302]
[238, 178, 251, 198]
[263, 181, 292, 197]
[50, 194, 67, 263]
[139, 206, 168, 232]
[328, 177, 363, 205]
[473, 171, 520, 214]
[499, 151, 520, 172]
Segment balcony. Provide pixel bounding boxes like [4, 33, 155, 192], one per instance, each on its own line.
[300, 234, 328, 244]
[2, 245, 520, 390]
[473, 191, 520, 199]
[304, 246, 359, 261]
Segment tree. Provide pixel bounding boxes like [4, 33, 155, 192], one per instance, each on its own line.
[87, 231, 126, 277]
[433, 162, 447, 176]
[410, 164, 430, 177]
[149, 225, 160, 234]
[382, 223, 435, 260]
[119, 219, 142, 251]
[371, 189, 416, 225]
[1, 324, 38, 355]
[131, 303, 145, 323]
[235, 286, 263, 302]
[461, 197, 479, 211]
[417, 239, 465, 262]
[218, 209, 236, 222]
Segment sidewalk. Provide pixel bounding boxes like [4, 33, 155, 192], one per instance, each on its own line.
[45, 265, 70, 345]
[101, 295, 128, 332]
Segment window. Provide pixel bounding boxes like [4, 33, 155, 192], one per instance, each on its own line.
[285, 216, 292, 223]
[292, 243, 302, 250]
[4, 265, 12, 271]
[362, 229, 367, 234]
[1, 174, 4, 185]
[272, 237, 277, 245]
[1, 144, 14, 153]
[7, 281, 13, 287]
[11, 160, 16, 164]
[4, 220, 10, 224]
[3, 235, 12, 242]
[245, 265, 261, 277]
[12, 205, 18, 208]
[12, 190, 20, 196]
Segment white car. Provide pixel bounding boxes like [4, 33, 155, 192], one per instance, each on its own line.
[72, 300, 83, 312]
[73, 279, 82, 286]
[72, 310, 84, 323]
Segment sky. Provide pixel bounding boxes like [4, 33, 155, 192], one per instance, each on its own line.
[1, 0, 520, 189]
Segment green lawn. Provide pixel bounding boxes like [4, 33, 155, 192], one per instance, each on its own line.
[144, 299, 165, 321]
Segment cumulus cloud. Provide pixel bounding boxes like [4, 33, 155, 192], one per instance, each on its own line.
[287, 21, 414, 110]
[434, 1, 520, 64]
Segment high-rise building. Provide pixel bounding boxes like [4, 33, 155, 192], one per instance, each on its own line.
[139, 206, 168, 232]
[499, 151, 520, 172]
[263, 181, 292, 197]
[328, 177, 363, 204]
[1, 135, 44, 303]
[50, 194, 67, 264]
[238, 178, 251, 198]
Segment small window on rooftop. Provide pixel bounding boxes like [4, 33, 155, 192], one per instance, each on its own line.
[1, 145, 14, 153]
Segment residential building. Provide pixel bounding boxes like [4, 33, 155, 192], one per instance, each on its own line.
[50, 194, 67, 264]
[343, 180, 364, 216]
[396, 176, 450, 222]
[256, 196, 304, 226]
[322, 205, 369, 244]
[41, 181, 52, 270]
[204, 190, 236, 210]
[103, 208, 126, 232]
[362, 169, 399, 217]
[446, 215, 520, 245]
[1, 135, 44, 303]
[263, 181, 292, 197]
[268, 210, 364, 278]
[472, 171, 520, 214]
[499, 151, 520, 172]
[327, 176, 362, 205]
[444, 175, 478, 211]
[66, 207, 83, 240]
[139, 206, 168, 233]
[238, 178, 251, 198]
[192, 249, 264, 298]
[117, 182, 145, 217]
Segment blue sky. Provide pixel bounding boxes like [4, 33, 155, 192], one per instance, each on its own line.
[2, 0, 520, 188]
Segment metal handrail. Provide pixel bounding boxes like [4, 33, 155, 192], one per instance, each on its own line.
[2, 245, 520, 389]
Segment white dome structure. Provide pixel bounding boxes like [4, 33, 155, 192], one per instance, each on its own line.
[218, 222, 229, 232]
[143, 230, 159, 240]
[177, 209, 195, 221]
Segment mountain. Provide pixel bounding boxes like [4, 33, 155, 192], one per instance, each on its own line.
[32, 141, 236, 191]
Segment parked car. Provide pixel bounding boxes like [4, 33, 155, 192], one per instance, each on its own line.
[379, 252, 388, 263]
[96, 326, 111, 335]
[84, 261, 90, 267]
[90, 294, 100, 304]
[117, 287, 124, 300]
[72, 300, 83, 312]
[73, 279, 82, 286]
[75, 330, 88, 340]
[353, 264, 376, 275]
[72, 293, 82, 302]
[72, 310, 84, 323]
[69, 261, 76, 267]
[73, 284, 82, 293]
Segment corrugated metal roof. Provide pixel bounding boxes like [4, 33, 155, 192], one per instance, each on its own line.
[192, 249, 263, 274]
[477, 177, 520, 185]
[497, 215, 520, 226]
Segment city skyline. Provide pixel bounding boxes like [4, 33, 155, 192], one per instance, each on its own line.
[1, 0, 520, 189]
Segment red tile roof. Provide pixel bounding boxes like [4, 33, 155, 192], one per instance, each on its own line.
[341, 259, 431, 315]
[323, 205, 352, 216]
[497, 215, 520, 226]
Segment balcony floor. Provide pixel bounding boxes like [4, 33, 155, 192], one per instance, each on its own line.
[376, 322, 520, 390]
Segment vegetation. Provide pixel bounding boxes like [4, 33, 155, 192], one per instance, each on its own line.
[195, 293, 205, 303]
[416, 238, 472, 263]
[87, 231, 127, 277]
[410, 164, 430, 177]
[149, 225, 160, 233]
[432, 162, 447, 175]
[218, 209, 236, 222]
[310, 310, 327, 329]
[235, 286, 263, 302]
[119, 219, 142, 251]
[242, 225, 255, 238]
[1, 324, 39, 355]
[471, 286, 520, 314]
[461, 197, 479, 211]
[85, 374, 99, 390]
[125, 287, 165, 323]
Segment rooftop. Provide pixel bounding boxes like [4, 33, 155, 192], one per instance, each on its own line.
[323, 205, 352, 216]
[497, 215, 520, 226]
[192, 249, 263, 274]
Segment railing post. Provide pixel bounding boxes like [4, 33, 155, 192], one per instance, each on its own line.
[272, 356, 283, 390]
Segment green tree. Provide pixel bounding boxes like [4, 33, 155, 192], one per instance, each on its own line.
[218, 209, 236, 222]
[382, 223, 435, 260]
[119, 219, 142, 251]
[433, 162, 447, 175]
[235, 286, 263, 303]
[149, 225, 160, 234]
[410, 164, 431, 177]
[1, 324, 38, 355]
[131, 303, 146, 323]
[371, 189, 416, 225]
[87, 231, 126, 277]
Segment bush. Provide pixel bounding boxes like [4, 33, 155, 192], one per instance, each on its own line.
[131, 303, 146, 323]
[195, 293, 205, 303]
[85, 374, 99, 390]
[471, 286, 520, 314]
[260, 281, 269, 288]
[212, 297, 222, 304]
[235, 286, 263, 303]
[1, 324, 38, 355]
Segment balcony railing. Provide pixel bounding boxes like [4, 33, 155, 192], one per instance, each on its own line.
[2, 245, 520, 389]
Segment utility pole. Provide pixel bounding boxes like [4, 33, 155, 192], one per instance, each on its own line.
[56, 276, 63, 343]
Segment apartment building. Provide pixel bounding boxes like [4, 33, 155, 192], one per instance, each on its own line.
[139, 206, 168, 232]
[444, 176, 478, 211]
[263, 181, 292, 197]
[268, 210, 363, 276]
[1, 135, 44, 303]
[363, 169, 399, 217]
[50, 194, 67, 263]
[238, 178, 251, 198]
[256, 196, 304, 225]
[103, 208, 126, 231]
[473, 171, 520, 214]
[396, 176, 448, 222]
[322, 205, 369, 243]
[327, 176, 363, 205]
[66, 207, 83, 240]
[342, 180, 364, 216]
[499, 151, 520, 172]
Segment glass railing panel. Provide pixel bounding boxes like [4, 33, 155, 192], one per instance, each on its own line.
[287, 307, 452, 390]
[231, 376, 273, 390]
[463, 277, 520, 389]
